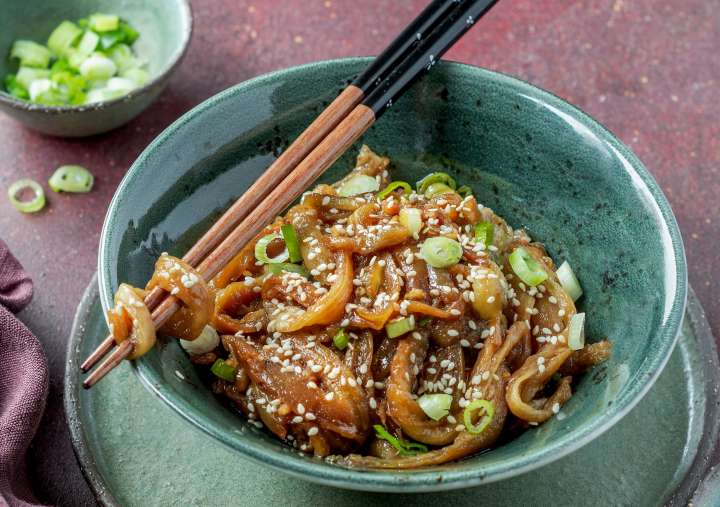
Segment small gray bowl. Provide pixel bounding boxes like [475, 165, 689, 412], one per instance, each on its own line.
[0, 0, 192, 137]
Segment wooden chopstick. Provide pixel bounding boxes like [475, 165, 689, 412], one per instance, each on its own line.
[82, 0, 499, 389]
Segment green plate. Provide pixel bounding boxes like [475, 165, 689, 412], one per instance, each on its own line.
[65, 276, 719, 506]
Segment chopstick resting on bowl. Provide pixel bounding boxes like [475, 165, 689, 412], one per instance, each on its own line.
[81, 0, 500, 389]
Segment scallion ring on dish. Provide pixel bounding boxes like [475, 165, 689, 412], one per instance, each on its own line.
[333, 329, 350, 350]
[8, 179, 46, 213]
[210, 358, 238, 381]
[568, 312, 586, 351]
[280, 224, 302, 263]
[508, 247, 548, 287]
[416, 171, 457, 194]
[337, 174, 379, 196]
[373, 424, 427, 456]
[556, 260, 583, 301]
[377, 180, 412, 200]
[254, 232, 290, 264]
[463, 399, 495, 434]
[418, 393, 453, 421]
[265, 262, 310, 278]
[48, 165, 94, 193]
[386, 315, 415, 338]
[474, 221, 494, 247]
[420, 236, 463, 268]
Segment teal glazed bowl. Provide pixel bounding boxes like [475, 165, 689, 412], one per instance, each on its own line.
[0, 0, 192, 137]
[98, 58, 686, 491]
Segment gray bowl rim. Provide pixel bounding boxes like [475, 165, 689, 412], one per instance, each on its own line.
[97, 57, 688, 492]
[0, 0, 193, 114]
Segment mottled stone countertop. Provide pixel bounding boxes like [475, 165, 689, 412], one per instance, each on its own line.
[0, 0, 716, 504]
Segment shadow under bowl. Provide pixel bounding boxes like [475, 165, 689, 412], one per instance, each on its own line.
[0, 0, 192, 137]
[97, 58, 687, 491]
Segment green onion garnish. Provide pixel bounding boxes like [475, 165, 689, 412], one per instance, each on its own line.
[265, 263, 310, 278]
[399, 207, 422, 237]
[418, 317, 431, 327]
[337, 174, 379, 197]
[556, 261, 583, 301]
[333, 329, 350, 350]
[377, 180, 412, 200]
[8, 179, 46, 213]
[76, 30, 100, 56]
[4, 74, 29, 100]
[280, 224, 302, 263]
[210, 359, 237, 382]
[568, 313, 585, 351]
[89, 13, 120, 32]
[463, 399, 495, 435]
[418, 393, 453, 421]
[474, 221, 494, 247]
[79, 54, 117, 81]
[10, 40, 52, 68]
[416, 172, 457, 195]
[508, 247, 548, 287]
[254, 232, 290, 264]
[456, 185, 472, 197]
[373, 425, 428, 456]
[385, 315, 415, 338]
[48, 165, 94, 193]
[47, 21, 83, 56]
[424, 182, 455, 199]
[420, 236, 463, 268]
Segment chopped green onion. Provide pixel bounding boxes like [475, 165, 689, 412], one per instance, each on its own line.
[108, 44, 137, 72]
[333, 329, 350, 350]
[15, 67, 50, 90]
[4, 75, 29, 100]
[377, 180, 412, 200]
[47, 21, 83, 56]
[416, 172, 457, 194]
[210, 359, 237, 382]
[106, 77, 137, 94]
[28, 79, 57, 104]
[424, 182, 455, 199]
[474, 221, 494, 247]
[10, 40, 51, 68]
[265, 263, 310, 278]
[373, 425, 427, 456]
[463, 399, 495, 435]
[48, 165, 94, 193]
[76, 30, 100, 55]
[386, 315, 415, 338]
[568, 313, 585, 351]
[120, 21, 140, 45]
[418, 317, 431, 327]
[254, 232, 289, 264]
[399, 207, 423, 237]
[79, 53, 117, 81]
[418, 393, 452, 421]
[89, 13, 120, 32]
[556, 261, 583, 301]
[456, 185, 472, 198]
[337, 174, 379, 197]
[420, 236, 463, 268]
[508, 247, 548, 287]
[121, 68, 150, 87]
[84, 87, 126, 104]
[8, 179, 45, 213]
[280, 224, 302, 263]
[180, 325, 220, 355]
[51, 72, 87, 104]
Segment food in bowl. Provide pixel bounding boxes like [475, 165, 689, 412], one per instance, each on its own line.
[106, 145, 610, 468]
[3, 13, 148, 106]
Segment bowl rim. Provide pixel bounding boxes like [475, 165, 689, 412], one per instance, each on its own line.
[98, 57, 688, 491]
[0, 0, 193, 114]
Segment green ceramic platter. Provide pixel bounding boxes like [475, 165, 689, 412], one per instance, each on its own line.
[65, 277, 719, 506]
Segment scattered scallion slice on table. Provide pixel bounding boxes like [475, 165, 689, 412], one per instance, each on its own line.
[337, 174, 379, 196]
[474, 221, 494, 247]
[463, 399, 495, 434]
[373, 425, 427, 456]
[333, 329, 350, 350]
[48, 165, 94, 193]
[418, 393, 453, 421]
[420, 236, 463, 268]
[508, 247, 548, 287]
[568, 312, 586, 351]
[377, 180, 412, 200]
[386, 315, 415, 338]
[254, 232, 290, 264]
[210, 359, 237, 381]
[8, 179, 46, 213]
[556, 260, 583, 301]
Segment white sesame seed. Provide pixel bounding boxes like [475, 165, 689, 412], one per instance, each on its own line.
[307, 427, 319, 436]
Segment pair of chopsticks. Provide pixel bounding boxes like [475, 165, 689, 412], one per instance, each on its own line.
[81, 0, 499, 389]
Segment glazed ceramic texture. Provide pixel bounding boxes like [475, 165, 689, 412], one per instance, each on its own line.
[0, 0, 192, 137]
[98, 59, 687, 491]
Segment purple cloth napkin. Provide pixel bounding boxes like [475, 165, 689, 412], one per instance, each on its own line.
[0, 240, 49, 507]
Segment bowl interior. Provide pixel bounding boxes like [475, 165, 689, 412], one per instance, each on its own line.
[0, 0, 190, 99]
[99, 59, 686, 491]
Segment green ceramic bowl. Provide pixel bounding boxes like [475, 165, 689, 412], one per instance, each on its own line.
[0, 0, 192, 137]
[98, 58, 687, 492]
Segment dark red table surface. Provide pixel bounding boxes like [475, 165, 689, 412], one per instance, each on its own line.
[0, 0, 717, 504]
